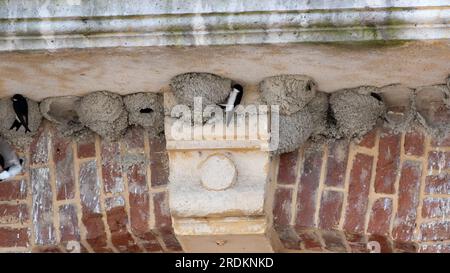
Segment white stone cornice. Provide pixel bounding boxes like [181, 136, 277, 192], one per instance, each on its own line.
[0, 0, 449, 51]
[1, 0, 449, 18]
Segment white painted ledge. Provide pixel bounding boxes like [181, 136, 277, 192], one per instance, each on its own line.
[0, 0, 449, 51]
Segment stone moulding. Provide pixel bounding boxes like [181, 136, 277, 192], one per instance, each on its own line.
[0, 0, 449, 51]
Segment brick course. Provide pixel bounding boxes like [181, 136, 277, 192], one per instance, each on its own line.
[273, 105, 450, 252]
[0, 104, 448, 252]
[0, 123, 178, 253]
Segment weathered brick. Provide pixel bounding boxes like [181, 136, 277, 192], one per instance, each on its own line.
[123, 126, 145, 151]
[59, 204, 80, 242]
[277, 150, 298, 185]
[357, 128, 377, 149]
[32, 246, 62, 253]
[135, 231, 163, 252]
[367, 197, 393, 235]
[101, 141, 124, 194]
[345, 233, 368, 253]
[274, 226, 300, 250]
[0, 228, 29, 247]
[31, 167, 56, 245]
[110, 232, 141, 253]
[127, 161, 150, 234]
[431, 135, 450, 147]
[325, 141, 349, 188]
[153, 191, 172, 230]
[77, 138, 96, 159]
[148, 190, 182, 250]
[428, 104, 450, 148]
[149, 136, 169, 187]
[392, 161, 422, 242]
[374, 129, 401, 194]
[425, 173, 449, 194]
[30, 127, 49, 165]
[404, 130, 425, 157]
[344, 153, 373, 234]
[53, 130, 75, 200]
[129, 193, 150, 235]
[394, 241, 418, 253]
[318, 190, 343, 230]
[159, 228, 182, 251]
[105, 196, 141, 253]
[79, 161, 102, 214]
[79, 243, 90, 253]
[368, 234, 393, 253]
[428, 151, 450, 171]
[295, 228, 323, 251]
[72, 242, 90, 253]
[82, 213, 112, 252]
[273, 187, 293, 226]
[79, 160, 110, 252]
[428, 103, 450, 123]
[321, 230, 347, 252]
[0, 204, 29, 225]
[0, 180, 27, 201]
[422, 197, 450, 219]
[295, 147, 323, 228]
[420, 243, 450, 253]
[420, 221, 450, 241]
[127, 159, 147, 188]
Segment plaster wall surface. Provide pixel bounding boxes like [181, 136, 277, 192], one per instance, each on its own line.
[0, 41, 449, 101]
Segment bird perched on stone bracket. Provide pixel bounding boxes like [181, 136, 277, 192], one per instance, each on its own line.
[219, 84, 244, 126]
[9, 94, 31, 133]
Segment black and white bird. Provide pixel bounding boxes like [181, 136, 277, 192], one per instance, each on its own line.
[10, 94, 31, 133]
[219, 84, 244, 126]
[0, 138, 23, 181]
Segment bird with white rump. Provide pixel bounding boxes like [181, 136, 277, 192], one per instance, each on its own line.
[218, 83, 244, 126]
[0, 138, 24, 181]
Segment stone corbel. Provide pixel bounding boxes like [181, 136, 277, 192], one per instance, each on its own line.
[164, 90, 280, 252]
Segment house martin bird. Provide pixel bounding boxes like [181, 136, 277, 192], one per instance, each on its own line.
[219, 84, 244, 126]
[0, 138, 23, 181]
[10, 94, 31, 133]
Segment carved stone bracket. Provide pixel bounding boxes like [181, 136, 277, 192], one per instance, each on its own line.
[164, 90, 280, 252]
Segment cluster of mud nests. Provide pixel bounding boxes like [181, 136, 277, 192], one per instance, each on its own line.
[1, 72, 448, 153]
[259, 76, 386, 154]
[167, 72, 388, 154]
[0, 91, 164, 148]
[170, 72, 449, 154]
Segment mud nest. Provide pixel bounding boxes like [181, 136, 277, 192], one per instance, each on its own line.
[123, 92, 164, 137]
[306, 91, 330, 140]
[169, 72, 233, 109]
[274, 110, 314, 155]
[330, 87, 386, 139]
[259, 74, 317, 115]
[40, 96, 87, 138]
[76, 91, 128, 141]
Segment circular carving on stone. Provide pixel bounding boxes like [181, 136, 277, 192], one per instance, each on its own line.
[199, 154, 237, 191]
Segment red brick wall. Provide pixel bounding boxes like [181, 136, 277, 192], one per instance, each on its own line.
[273, 106, 450, 253]
[0, 123, 181, 253]
[0, 106, 448, 253]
